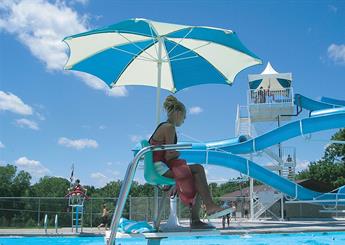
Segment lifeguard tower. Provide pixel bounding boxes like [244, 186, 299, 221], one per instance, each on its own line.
[67, 189, 87, 233]
[235, 62, 297, 220]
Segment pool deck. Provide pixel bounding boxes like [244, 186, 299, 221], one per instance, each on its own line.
[1, 219, 345, 237]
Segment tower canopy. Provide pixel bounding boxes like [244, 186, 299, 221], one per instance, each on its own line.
[248, 62, 292, 90]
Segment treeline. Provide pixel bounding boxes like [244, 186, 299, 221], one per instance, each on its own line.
[0, 164, 249, 199]
[296, 128, 345, 189]
[0, 128, 344, 227]
[0, 164, 246, 227]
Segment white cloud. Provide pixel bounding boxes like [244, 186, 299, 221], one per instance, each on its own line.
[15, 118, 39, 130]
[73, 72, 128, 97]
[99, 125, 106, 130]
[327, 44, 345, 65]
[110, 170, 120, 176]
[0, 0, 87, 70]
[0, 91, 33, 115]
[295, 159, 310, 173]
[0, 141, 5, 148]
[69, 0, 89, 5]
[204, 165, 239, 183]
[58, 137, 98, 150]
[35, 112, 46, 121]
[189, 106, 203, 115]
[328, 5, 338, 13]
[0, 0, 127, 97]
[90, 172, 109, 187]
[15, 156, 50, 178]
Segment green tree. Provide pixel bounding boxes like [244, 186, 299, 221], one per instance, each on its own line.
[12, 170, 32, 197]
[296, 128, 345, 189]
[0, 164, 17, 197]
[32, 176, 70, 197]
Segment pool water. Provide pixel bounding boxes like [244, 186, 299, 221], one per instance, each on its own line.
[0, 232, 344, 244]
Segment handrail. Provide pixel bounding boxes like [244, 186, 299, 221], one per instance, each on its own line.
[55, 214, 58, 233]
[107, 143, 193, 245]
[44, 214, 48, 234]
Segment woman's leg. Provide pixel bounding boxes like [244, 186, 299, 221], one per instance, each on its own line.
[188, 164, 223, 214]
[191, 193, 201, 222]
[163, 165, 222, 214]
[188, 164, 214, 207]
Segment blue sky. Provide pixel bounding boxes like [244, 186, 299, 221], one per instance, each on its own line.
[0, 0, 344, 187]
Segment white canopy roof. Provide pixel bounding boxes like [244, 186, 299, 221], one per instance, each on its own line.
[248, 62, 292, 90]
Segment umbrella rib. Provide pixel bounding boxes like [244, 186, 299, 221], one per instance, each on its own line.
[162, 27, 194, 60]
[111, 47, 155, 62]
[118, 32, 157, 61]
[166, 41, 212, 61]
[147, 21, 159, 58]
[169, 55, 199, 62]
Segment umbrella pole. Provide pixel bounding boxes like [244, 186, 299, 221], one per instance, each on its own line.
[153, 37, 163, 227]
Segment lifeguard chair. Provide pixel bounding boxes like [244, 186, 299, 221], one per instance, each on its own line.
[66, 187, 88, 233]
[140, 140, 184, 231]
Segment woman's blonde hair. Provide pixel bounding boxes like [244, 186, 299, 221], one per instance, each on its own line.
[163, 95, 186, 117]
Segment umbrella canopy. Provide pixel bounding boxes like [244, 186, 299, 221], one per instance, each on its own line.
[64, 18, 261, 91]
[63, 18, 261, 121]
[248, 62, 292, 90]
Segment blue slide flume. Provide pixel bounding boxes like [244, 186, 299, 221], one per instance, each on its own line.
[321, 96, 345, 107]
[179, 95, 345, 204]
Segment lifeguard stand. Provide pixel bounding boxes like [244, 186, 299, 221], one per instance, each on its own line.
[68, 191, 87, 233]
[236, 62, 297, 220]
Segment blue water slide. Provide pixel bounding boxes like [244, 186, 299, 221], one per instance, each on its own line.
[178, 107, 345, 204]
[207, 108, 345, 154]
[294, 93, 340, 111]
[180, 149, 345, 204]
[321, 96, 345, 107]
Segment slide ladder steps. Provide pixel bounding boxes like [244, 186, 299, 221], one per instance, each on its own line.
[253, 191, 282, 219]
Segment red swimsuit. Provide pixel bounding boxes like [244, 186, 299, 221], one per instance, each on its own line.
[149, 122, 196, 206]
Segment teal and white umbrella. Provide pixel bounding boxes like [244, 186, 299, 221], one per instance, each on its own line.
[63, 18, 261, 122]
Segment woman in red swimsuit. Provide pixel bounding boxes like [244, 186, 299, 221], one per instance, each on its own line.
[149, 95, 230, 229]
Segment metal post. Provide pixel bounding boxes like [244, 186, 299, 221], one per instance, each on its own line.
[154, 36, 163, 228]
[249, 153, 254, 220]
[90, 199, 93, 228]
[55, 214, 58, 234]
[250, 178, 254, 220]
[277, 116, 284, 221]
[44, 214, 48, 234]
[76, 206, 79, 233]
[37, 198, 41, 226]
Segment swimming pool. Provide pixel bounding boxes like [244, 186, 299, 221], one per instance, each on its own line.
[0, 231, 344, 244]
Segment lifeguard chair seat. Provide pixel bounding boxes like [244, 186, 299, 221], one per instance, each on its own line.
[140, 140, 175, 186]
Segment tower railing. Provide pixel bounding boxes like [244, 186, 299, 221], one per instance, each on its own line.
[248, 88, 294, 105]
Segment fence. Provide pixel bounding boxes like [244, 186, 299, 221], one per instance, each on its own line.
[248, 88, 293, 105]
[0, 196, 192, 228]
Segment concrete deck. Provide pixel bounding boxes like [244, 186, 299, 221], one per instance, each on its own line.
[1, 219, 345, 237]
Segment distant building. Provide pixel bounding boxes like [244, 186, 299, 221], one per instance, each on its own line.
[220, 179, 343, 220]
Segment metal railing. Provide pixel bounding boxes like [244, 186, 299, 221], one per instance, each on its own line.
[248, 88, 294, 105]
[0, 196, 193, 229]
[55, 214, 58, 233]
[44, 214, 48, 234]
[108, 143, 193, 245]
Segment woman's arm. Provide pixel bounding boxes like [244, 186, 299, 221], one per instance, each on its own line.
[164, 124, 180, 161]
